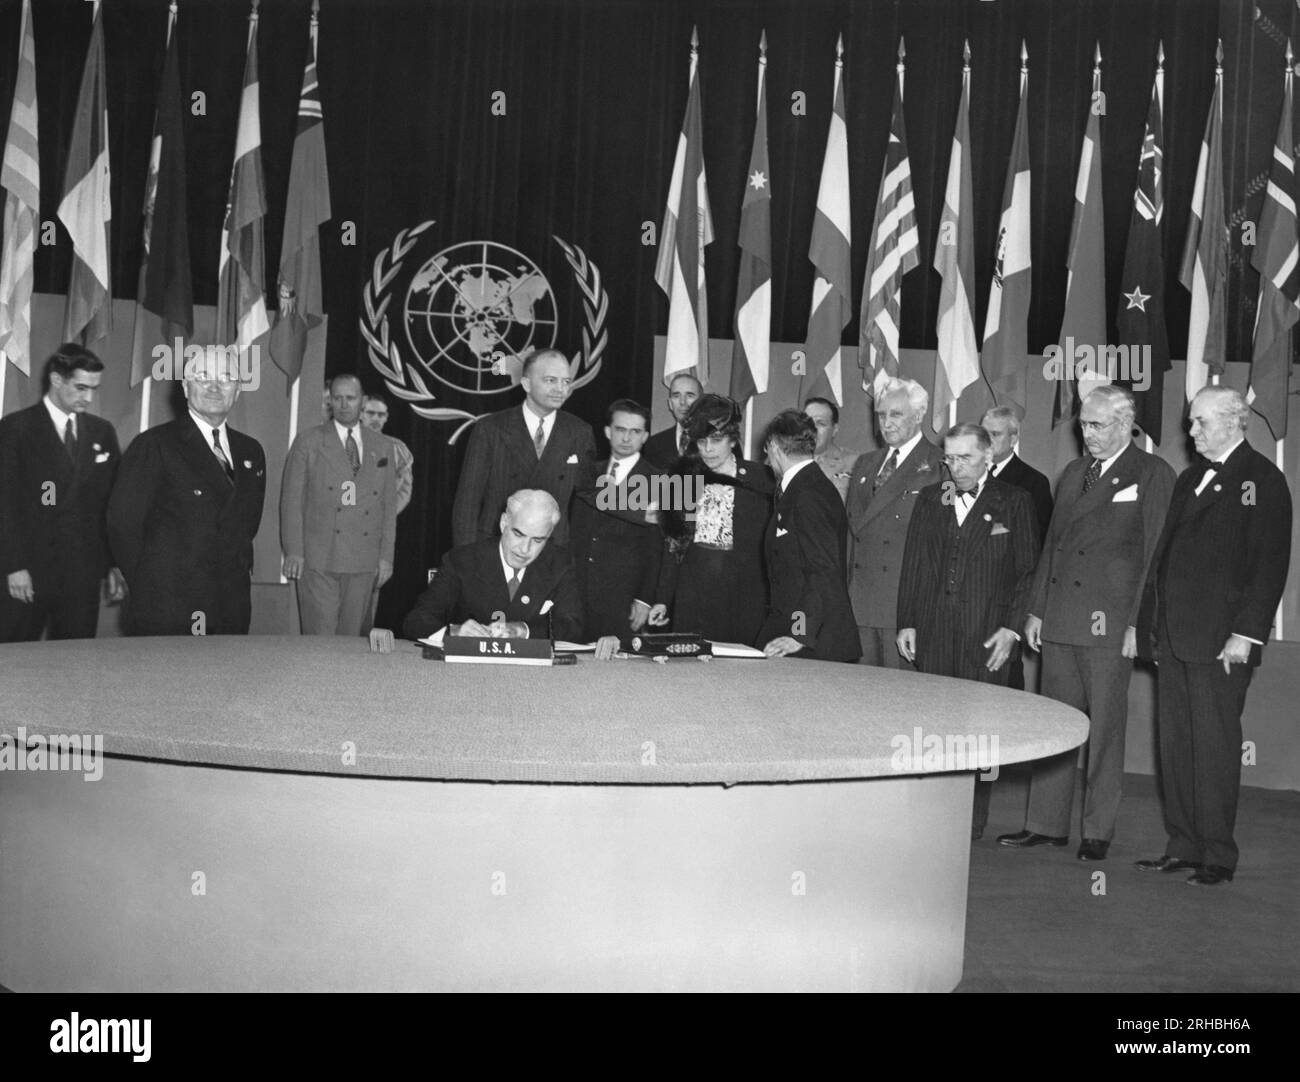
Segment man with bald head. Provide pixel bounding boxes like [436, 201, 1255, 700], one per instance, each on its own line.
[108, 345, 267, 635]
[281, 373, 398, 636]
[643, 372, 702, 466]
[845, 377, 945, 667]
[1135, 387, 1291, 885]
[1000, 384, 1174, 862]
[451, 348, 597, 548]
[403, 488, 583, 642]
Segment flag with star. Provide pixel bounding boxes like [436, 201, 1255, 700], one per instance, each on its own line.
[1116, 53, 1170, 444]
[729, 34, 770, 408]
[1248, 51, 1298, 441]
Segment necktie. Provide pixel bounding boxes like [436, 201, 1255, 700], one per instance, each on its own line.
[1196, 459, 1222, 495]
[346, 427, 360, 475]
[212, 428, 234, 483]
[678, 429, 690, 456]
[1082, 457, 1102, 494]
[64, 417, 77, 462]
[962, 483, 981, 502]
[874, 448, 899, 491]
[608, 459, 619, 483]
[534, 418, 546, 458]
[507, 571, 521, 601]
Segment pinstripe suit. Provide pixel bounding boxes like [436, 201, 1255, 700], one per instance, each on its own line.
[451, 406, 596, 547]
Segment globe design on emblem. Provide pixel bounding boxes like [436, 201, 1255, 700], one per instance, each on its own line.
[404, 242, 558, 396]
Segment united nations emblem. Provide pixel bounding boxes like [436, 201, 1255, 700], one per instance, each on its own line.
[361, 222, 607, 443]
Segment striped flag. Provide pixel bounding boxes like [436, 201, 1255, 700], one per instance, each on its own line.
[1053, 51, 1108, 427]
[931, 47, 979, 431]
[269, 6, 332, 383]
[217, 6, 270, 360]
[981, 47, 1031, 416]
[58, 4, 113, 348]
[1179, 52, 1228, 400]
[729, 35, 770, 408]
[0, 0, 39, 375]
[130, 2, 193, 386]
[859, 43, 919, 398]
[1117, 55, 1170, 444]
[1247, 52, 1298, 441]
[655, 30, 713, 386]
[801, 37, 851, 406]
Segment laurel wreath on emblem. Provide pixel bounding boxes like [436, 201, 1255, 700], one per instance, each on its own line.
[359, 221, 608, 445]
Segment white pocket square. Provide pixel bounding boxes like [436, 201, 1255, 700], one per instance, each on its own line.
[94, 452, 111, 464]
[775, 527, 789, 538]
[539, 599, 554, 614]
[990, 523, 1010, 536]
[565, 454, 579, 464]
[1112, 485, 1138, 502]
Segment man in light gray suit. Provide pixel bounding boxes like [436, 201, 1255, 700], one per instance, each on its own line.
[844, 377, 945, 667]
[281, 374, 398, 635]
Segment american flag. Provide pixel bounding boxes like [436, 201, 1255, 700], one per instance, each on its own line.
[0, 0, 39, 375]
[859, 46, 918, 397]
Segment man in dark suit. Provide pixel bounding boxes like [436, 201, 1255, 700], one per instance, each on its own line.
[403, 489, 582, 642]
[108, 346, 267, 636]
[757, 410, 859, 662]
[642, 372, 701, 467]
[451, 348, 596, 547]
[897, 423, 1040, 838]
[0, 345, 124, 640]
[981, 406, 1053, 544]
[570, 399, 662, 641]
[999, 385, 1174, 861]
[845, 377, 945, 667]
[281, 374, 398, 636]
[1135, 387, 1292, 886]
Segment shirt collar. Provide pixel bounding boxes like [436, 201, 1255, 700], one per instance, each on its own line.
[1209, 438, 1245, 466]
[499, 543, 525, 583]
[780, 457, 815, 490]
[334, 418, 361, 444]
[523, 402, 555, 433]
[610, 451, 640, 475]
[1095, 442, 1127, 476]
[44, 395, 74, 434]
[190, 409, 228, 440]
[888, 430, 924, 464]
[960, 469, 991, 498]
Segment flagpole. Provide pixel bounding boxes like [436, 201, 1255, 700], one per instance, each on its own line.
[286, 0, 319, 459]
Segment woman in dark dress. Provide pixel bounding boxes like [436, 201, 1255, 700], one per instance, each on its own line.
[648, 394, 773, 646]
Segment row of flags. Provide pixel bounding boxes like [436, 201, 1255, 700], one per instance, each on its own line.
[0, 0, 332, 393]
[656, 32, 1296, 443]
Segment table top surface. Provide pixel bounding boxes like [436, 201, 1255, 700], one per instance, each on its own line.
[0, 636, 1088, 784]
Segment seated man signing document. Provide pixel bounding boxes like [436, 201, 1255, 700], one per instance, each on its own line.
[402, 489, 584, 643]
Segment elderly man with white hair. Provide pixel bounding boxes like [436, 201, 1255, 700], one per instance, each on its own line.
[999, 384, 1174, 863]
[402, 488, 583, 642]
[1134, 386, 1292, 886]
[845, 377, 944, 667]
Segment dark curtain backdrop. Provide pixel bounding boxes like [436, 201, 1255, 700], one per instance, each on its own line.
[0, 0, 1292, 629]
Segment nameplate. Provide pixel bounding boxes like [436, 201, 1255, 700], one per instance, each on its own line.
[443, 636, 554, 666]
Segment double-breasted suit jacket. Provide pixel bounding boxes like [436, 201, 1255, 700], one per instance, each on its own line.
[844, 439, 945, 629]
[994, 452, 1054, 544]
[897, 478, 1040, 682]
[451, 407, 597, 547]
[108, 416, 266, 635]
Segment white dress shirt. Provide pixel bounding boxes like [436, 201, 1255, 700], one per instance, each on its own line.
[1194, 438, 1244, 497]
[522, 403, 556, 447]
[882, 430, 924, 476]
[44, 396, 76, 443]
[190, 409, 233, 467]
[334, 419, 363, 459]
[953, 470, 990, 527]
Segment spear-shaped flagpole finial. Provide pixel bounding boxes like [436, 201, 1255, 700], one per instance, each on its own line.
[1286, 38, 1293, 69]
[169, 0, 178, 16]
[759, 28, 767, 56]
[963, 38, 971, 70]
[1093, 41, 1102, 71]
[898, 37, 906, 63]
[1215, 38, 1224, 72]
[690, 25, 699, 54]
[312, 0, 320, 19]
[836, 32, 844, 60]
[1020, 39, 1028, 72]
[1156, 40, 1164, 70]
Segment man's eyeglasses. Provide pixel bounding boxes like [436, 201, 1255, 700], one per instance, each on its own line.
[942, 453, 983, 466]
[1079, 418, 1120, 433]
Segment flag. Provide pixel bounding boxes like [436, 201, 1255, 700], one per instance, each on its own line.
[655, 31, 713, 385]
[217, 8, 270, 359]
[1247, 57, 1298, 441]
[729, 37, 770, 408]
[981, 51, 1031, 416]
[1116, 59, 1170, 443]
[931, 50, 979, 431]
[1053, 55, 1108, 427]
[859, 46, 919, 398]
[131, 5, 193, 386]
[58, 4, 112, 348]
[1179, 61, 1227, 400]
[269, 8, 332, 383]
[802, 38, 851, 406]
[0, 0, 38, 375]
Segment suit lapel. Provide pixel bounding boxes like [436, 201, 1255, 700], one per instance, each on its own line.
[1182, 442, 1249, 521]
[32, 406, 76, 490]
[860, 442, 931, 527]
[1065, 443, 1139, 524]
[178, 417, 235, 497]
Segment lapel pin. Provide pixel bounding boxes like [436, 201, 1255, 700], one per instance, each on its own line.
[520, 595, 530, 606]
[1213, 483, 1222, 493]
[983, 512, 992, 521]
[1112, 477, 1119, 485]
[193, 489, 202, 496]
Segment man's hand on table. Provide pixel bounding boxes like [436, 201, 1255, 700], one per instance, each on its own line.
[594, 635, 621, 661]
[763, 636, 803, 658]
